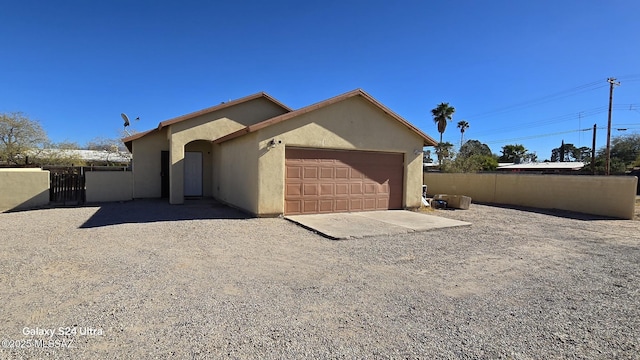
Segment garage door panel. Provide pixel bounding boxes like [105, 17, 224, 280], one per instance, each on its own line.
[350, 169, 364, 179]
[335, 167, 349, 179]
[286, 166, 302, 179]
[363, 183, 377, 194]
[303, 184, 318, 195]
[320, 167, 334, 179]
[303, 200, 318, 213]
[303, 167, 318, 179]
[285, 148, 403, 215]
[336, 183, 349, 195]
[319, 200, 333, 212]
[335, 199, 349, 212]
[286, 184, 302, 196]
[320, 184, 334, 196]
[350, 198, 363, 211]
[363, 198, 376, 210]
[286, 200, 301, 214]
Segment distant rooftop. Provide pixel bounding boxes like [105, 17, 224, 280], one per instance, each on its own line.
[497, 162, 585, 171]
[29, 149, 132, 164]
[422, 161, 586, 171]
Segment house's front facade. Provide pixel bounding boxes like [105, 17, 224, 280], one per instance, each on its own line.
[123, 89, 437, 216]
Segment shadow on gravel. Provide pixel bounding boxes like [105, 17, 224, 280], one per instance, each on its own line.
[475, 202, 620, 221]
[79, 198, 249, 228]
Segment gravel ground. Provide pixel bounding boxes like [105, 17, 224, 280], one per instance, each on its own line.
[0, 199, 639, 359]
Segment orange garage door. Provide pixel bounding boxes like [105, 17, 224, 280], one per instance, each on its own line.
[285, 148, 404, 215]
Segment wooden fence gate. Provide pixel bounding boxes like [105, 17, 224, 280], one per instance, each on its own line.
[49, 171, 85, 205]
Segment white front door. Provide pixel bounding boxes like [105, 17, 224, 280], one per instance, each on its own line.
[184, 152, 203, 197]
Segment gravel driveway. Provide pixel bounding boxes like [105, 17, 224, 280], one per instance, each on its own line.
[0, 199, 638, 359]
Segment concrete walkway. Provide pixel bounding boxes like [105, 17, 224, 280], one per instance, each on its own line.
[285, 210, 471, 240]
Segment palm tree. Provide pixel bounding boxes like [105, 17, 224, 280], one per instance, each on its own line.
[457, 120, 469, 148]
[431, 103, 456, 144]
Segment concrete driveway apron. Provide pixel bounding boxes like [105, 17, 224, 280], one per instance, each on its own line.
[285, 210, 470, 240]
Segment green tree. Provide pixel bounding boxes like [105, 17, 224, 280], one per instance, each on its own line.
[435, 141, 455, 167]
[447, 153, 498, 173]
[550, 142, 591, 162]
[499, 144, 528, 163]
[456, 120, 469, 148]
[0, 112, 48, 165]
[575, 146, 591, 162]
[458, 139, 492, 159]
[431, 103, 455, 144]
[609, 133, 640, 165]
[588, 154, 627, 175]
[423, 149, 433, 163]
[524, 152, 538, 162]
[551, 141, 581, 162]
[588, 133, 640, 174]
[448, 139, 498, 172]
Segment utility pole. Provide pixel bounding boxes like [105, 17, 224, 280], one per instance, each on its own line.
[605, 77, 620, 175]
[591, 123, 596, 175]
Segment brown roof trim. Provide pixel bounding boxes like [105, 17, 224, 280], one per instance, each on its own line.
[121, 92, 292, 150]
[122, 128, 155, 143]
[214, 89, 438, 146]
[122, 128, 157, 151]
[157, 92, 292, 130]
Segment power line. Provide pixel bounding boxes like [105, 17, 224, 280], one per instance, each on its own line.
[472, 104, 638, 137]
[483, 124, 639, 146]
[463, 80, 608, 119]
[461, 75, 640, 121]
[484, 128, 594, 145]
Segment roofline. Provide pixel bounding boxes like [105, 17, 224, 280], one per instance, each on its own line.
[120, 92, 293, 150]
[156, 92, 292, 130]
[122, 128, 155, 143]
[214, 89, 438, 146]
[122, 128, 156, 151]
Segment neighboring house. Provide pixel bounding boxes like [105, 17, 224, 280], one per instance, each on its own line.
[123, 89, 437, 216]
[24, 149, 131, 166]
[497, 162, 585, 173]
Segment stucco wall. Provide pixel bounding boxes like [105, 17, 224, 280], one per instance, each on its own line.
[131, 97, 289, 203]
[131, 128, 168, 198]
[217, 132, 259, 214]
[424, 172, 638, 219]
[423, 173, 498, 203]
[0, 169, 50, 212]
[253, 96, 425, 215]
[168, 97, 289, 204]
[170, 97, 289, 136]
[212, 143, 222, 198]
[85, 172, 133, 203]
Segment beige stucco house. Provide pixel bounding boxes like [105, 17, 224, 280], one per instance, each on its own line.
[123, 89, 437, 216]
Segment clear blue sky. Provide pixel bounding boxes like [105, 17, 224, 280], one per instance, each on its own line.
[1, 0, 639, 161]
